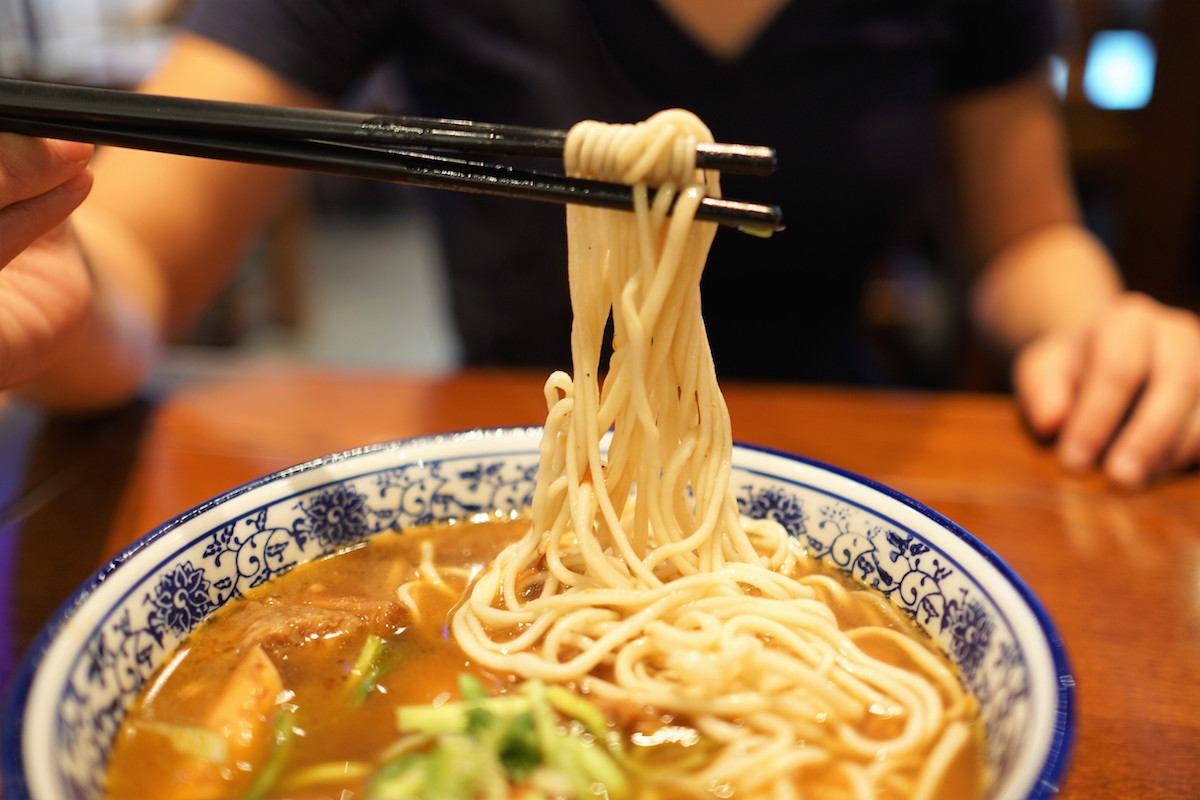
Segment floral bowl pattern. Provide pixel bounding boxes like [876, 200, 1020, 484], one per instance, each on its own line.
[1, 427, 1073, 799]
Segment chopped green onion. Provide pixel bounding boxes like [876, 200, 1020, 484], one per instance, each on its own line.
[348, 634, 384, 684]
[382, 674, 636, 799]
[493, 708, 540, 781]
[240, 707, 297, 800]
[427, 734, 509, 799]
[136, 720, 229, 765]
[367, 754, 427, 799]
[544, 685, 609, 740]
[348, 634, 400, 706]
[377, 731, 436, 764]
[279, 760, 374, 791]
[396, 695, 528, 736]
[396, 701, 470, 736]
[458, 672, 489, 702]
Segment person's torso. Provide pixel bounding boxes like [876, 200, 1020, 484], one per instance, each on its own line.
[382, 0, 953, 380]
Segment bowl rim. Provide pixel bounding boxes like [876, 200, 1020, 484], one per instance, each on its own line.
[1, 426, 1075, 800]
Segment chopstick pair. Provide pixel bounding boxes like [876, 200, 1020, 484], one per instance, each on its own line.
[0, 78, 782, 234]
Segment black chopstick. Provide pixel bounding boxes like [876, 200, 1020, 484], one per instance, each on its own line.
[0, 78, 782, 233]
[0, 113, 783, 233]
[0, 78, 777, 176]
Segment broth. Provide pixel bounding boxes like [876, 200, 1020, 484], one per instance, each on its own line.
[105, 518, 983, 799]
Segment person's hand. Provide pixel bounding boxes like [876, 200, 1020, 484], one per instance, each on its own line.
[1013, 292, 1200, 488]
[0, 135, 95, 389]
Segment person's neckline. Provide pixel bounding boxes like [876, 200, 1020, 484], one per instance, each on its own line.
[652, 0, 793, 64]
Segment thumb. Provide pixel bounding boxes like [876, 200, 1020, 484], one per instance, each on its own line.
[1012, 334, 1084, 439]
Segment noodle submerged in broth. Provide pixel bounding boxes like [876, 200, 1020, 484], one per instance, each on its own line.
[105, 110, 984, 800]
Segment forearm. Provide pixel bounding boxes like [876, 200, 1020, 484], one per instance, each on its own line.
[969, 221, 1124, 353]
[942, 71, 1129, 353]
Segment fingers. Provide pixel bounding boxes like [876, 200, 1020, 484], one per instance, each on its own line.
[1103, 307, 1200, 484]
[1031, 294, 1200, 488]
[1055, 294, 1155, 475]
[1013, 334, 1083, 439]
[0, 135, 94, 264]
[0, 135, 92, 203]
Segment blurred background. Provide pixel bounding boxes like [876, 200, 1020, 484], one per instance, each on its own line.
[1, 0, 1198, 386]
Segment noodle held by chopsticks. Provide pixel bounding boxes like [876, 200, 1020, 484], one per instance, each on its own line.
[451, 109, 977, 799]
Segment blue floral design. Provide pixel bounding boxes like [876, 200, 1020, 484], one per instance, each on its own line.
[948, 593, 994, 682]
[739, 485, 806, 538]
[301, 485, 370, 547]
[145, 562, 214, 637]
[201, 521, 239, 564]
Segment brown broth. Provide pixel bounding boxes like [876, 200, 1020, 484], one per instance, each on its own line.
[104, 518, 984, 800]
[105, 519, 520, 799]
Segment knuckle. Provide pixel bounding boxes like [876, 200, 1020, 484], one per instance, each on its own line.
[1185, 374, 1200, 407]
[1169, 308, 1200, 343]
[1092, 347, 1144, 388]
[1174, 369, 1200, 404]
[1112, 291, 1154, 321]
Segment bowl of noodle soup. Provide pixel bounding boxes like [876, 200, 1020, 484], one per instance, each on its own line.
[2, 428, 1071, 799]
[5, 109, 1071, 799]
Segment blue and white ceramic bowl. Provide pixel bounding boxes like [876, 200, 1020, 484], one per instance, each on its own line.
[2, 427, 1073, 799]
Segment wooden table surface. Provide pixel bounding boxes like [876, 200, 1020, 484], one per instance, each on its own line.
[2, 363, 1198, 798]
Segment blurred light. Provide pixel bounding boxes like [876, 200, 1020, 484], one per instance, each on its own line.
[1083, 30, 1157, 110]
[1049, 55, 1069, 99]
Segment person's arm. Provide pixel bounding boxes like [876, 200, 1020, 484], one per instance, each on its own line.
[7, 33, 326, 411]
[945, 70, 1200, 488]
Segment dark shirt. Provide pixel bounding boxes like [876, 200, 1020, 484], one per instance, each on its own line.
[183, 0, 1059, 383]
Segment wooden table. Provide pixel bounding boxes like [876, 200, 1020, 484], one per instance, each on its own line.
[2, 362, 1198, 798]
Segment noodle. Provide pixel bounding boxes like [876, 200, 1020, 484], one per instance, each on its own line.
[450, 110, 977, 797]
